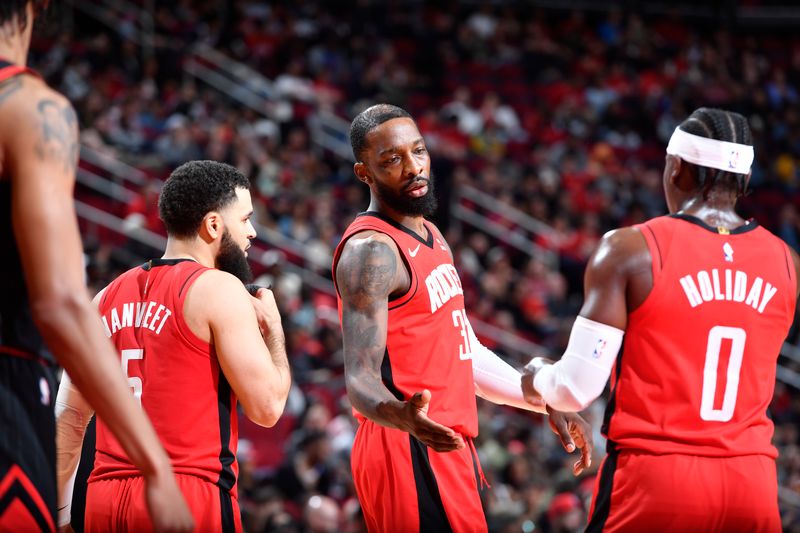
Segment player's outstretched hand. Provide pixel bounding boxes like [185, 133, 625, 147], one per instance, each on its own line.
[144, 468, 194, 532]
[402, 389, 465, 453]
[546, 406, 593, 476]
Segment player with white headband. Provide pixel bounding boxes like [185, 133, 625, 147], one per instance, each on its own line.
[522, 107, 799, 532]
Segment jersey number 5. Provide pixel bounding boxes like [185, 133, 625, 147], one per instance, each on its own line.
[121, 349, 144, 406]
[700, 326, 746, 422]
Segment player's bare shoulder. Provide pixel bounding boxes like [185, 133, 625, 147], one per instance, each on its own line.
[336, 230, 405, 303]
[589, 227, 651, 275]
[182, 268, 252, 341]
[187, 268, 250, 305]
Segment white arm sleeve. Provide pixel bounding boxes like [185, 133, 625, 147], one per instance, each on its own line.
[531, 316, 624, 412]
[469, 319, 548, 414]
[55, 372, 95, 527]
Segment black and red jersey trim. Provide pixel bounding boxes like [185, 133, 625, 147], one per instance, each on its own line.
[358, 212, 434, 248]
[669, 213, 759, 234]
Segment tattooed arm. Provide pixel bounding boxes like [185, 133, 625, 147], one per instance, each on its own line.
[3, 79, 193, 531]
[336, 232, 465, 452]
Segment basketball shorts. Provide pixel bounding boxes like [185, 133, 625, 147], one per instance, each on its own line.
[85, 473, 241, 532]
[587, 449, 781, 532]
[0, 354, 57, 532]
[351, 419, 487, 533]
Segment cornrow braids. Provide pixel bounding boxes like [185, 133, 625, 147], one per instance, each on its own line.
[677, 107, 753, 199]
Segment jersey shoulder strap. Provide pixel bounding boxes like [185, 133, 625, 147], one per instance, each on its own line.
[0, 58, 39, 83]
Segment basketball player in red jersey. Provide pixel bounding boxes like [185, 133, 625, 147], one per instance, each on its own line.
[55, 161, 291, 531]
[523, 108, 799, 532]
[0, 2, 193, 531]
[333, 104, 593, 533]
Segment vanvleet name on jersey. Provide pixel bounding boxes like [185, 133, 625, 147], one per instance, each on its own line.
[101, 300, 174, 337]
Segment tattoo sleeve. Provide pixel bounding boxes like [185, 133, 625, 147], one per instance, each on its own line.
[337, 238, 405, 424]
[34, 98, 79, 174]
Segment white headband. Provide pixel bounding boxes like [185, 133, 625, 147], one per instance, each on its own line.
[666, 127, 754, 175]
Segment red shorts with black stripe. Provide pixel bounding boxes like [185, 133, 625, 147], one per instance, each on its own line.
[85, 474, 241, 532]
[587, 450, 780, 533]
[351, 420, 487, 533]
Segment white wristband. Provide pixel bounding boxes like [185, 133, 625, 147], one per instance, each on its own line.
[532, 316, 624, 412]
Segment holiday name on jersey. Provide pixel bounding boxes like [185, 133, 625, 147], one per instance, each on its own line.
[101, 301, 173, 337]
[426, 263, 464, 313]
[679, 269, 777, 313]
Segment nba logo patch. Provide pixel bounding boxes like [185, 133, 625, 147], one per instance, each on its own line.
[723, 242, 734, 263]
[728, 150, 739, 169]
[592, 339, 606, 359]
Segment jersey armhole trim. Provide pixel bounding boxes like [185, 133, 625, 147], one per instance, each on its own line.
[639, 224, 662, 276]
[627, 224, 662, 321]
[174, 266, 214, 355]
[781, 242, 798, 317]
[782, 242, 795, 283]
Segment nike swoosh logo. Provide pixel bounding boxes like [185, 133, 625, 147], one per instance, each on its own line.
[408, 244, 421, 257]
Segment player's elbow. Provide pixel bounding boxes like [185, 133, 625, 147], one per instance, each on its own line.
[244, 396, 287, 428]
[30, 291, 90, 338]
[243, 379, 290, 428]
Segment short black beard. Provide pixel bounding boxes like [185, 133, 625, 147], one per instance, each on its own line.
[216, 230, 253, 284]
[373, 173, 438, 217]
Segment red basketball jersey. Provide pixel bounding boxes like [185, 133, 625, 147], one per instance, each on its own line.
[333, 212, 479, 437]
[90, 259, 239, 494]
[605, 215, 797, 457]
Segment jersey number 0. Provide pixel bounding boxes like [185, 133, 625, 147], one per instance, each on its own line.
[700, 326, 746, 422]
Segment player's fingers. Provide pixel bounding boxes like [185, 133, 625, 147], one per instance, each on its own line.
[425, 436, 465, 452]
[570, 426, 586, 449]
[416, 425, 464, 449]
[550, 415, 576, 453]
[409, 389, 431, 409]
[571, 420, 593, 468]
[579, 435, 593, 470]
[419, 427, 463, 449]
[416, 412, 456, 436]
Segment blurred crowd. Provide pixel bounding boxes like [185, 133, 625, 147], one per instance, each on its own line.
[30, 1, 800, 531]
